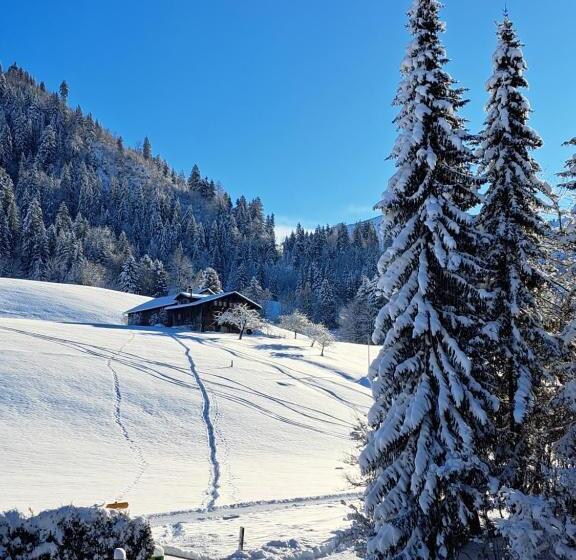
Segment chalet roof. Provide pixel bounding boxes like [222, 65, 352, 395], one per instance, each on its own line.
[164, 291, 262, 311]
[125, 291, 207, 315]
[125, 290, 261, 315]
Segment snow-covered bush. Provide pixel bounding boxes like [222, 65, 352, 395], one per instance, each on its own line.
[278, 311, 311, 339]
[0, 506, 154, 560]
[217, 303, 263, 339]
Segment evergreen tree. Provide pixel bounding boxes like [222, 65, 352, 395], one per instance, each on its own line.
[242, 276, 270, 305]
[0, 169, 20, 256]
[143, 136, 152, 160]
[151, 259, 168, 296]
[37, 125, 57, 169]
[558, 137, 576, 190]
[137, 254, 156, 296]
[0, 204, 10, 263]
[200, 179, 216, 199]
[0, 123, 13, 169]
[360, 2, 496, 558]
[169, 243, 195, 290]
[55, 202, 73, 236]
[119, 255, 139, 293]
[59, 80, 69, 102]
[22, 197, 48, 278]
[477, 14, 557, 488]
[296, 281, 315, 319]
[317, 278, 338, 328]
[229, 260, 249, 291]
[54, 230, 84, 282]
[187, 164, 202, 192]
[340, 276, 381, 344]
[200, 266, 222, 293]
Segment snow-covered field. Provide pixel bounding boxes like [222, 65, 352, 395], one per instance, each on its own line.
[0, 279, 371, 558]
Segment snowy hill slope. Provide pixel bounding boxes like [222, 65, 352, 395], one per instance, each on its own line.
[0, 278, 147, 324]
[0, 280, 371, 557]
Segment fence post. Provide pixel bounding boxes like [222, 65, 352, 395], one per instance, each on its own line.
[239, 526, 245, 551]
[114, 549, 127, 560]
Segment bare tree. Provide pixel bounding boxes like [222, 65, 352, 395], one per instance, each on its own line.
[305, 323, 334, 356]
[278, 311, 311, 339]
[217, 304, 263, 340]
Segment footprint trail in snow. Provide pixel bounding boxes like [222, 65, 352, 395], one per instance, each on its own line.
[107, 333, 149, 499]
[172, 334, 221, 511]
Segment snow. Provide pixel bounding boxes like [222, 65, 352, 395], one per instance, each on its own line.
[0, 279, 371, 558]
[155, 497, 359, 560]
[0, 278, 147, 324]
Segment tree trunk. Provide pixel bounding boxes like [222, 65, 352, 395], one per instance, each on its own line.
[321, 344, 325, 356]
[239, 326, 245, 340]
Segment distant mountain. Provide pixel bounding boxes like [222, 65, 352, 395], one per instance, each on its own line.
[346, 215, 385, 247]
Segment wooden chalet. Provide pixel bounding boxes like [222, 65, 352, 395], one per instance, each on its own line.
[125, 289, 262, 331]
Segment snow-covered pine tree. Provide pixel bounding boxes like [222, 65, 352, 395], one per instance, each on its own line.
[243, 276, 270, 305]
[558, 137, 576, 190]
[0, 204, 10, 264]
[54, 202, 73, 236]
[317, 278, 338, 328]
[360, 1, 496, 558]
[151, 259, 168, 297]
[21, 197, 48, 279]
[119, 255, 139, 293]
[188, 164, 202, 192]
[339, 276, 381, 344]
[169, 243, 195, 290]
[477, 14, 557, 488]
[201, 266, 222, 293]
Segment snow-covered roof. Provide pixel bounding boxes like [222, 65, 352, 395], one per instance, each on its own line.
[125, 295, 179, 315]
[125, 291, 207, 315]
[164, 291, 262, 311]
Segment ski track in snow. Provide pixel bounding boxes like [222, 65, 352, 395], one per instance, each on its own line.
[182, 335, 348, 438]
[147, 490, 362, 525]
[172, 334, 221, 511]
[107, 333, 149, 499]
[190, 335, 363, 410]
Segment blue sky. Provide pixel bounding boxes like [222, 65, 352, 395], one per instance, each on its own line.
[1, 1, 575, 236]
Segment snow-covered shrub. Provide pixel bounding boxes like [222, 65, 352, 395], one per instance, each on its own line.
[0, 506, 154, 560]
[498, 490, 575, 560]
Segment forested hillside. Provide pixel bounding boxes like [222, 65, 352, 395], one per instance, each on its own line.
[0, 64, 379, 328]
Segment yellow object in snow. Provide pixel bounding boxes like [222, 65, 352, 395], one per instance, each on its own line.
[105, 501, 129, 510]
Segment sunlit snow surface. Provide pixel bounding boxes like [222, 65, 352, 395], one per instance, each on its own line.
[0, 279, 371, 558]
